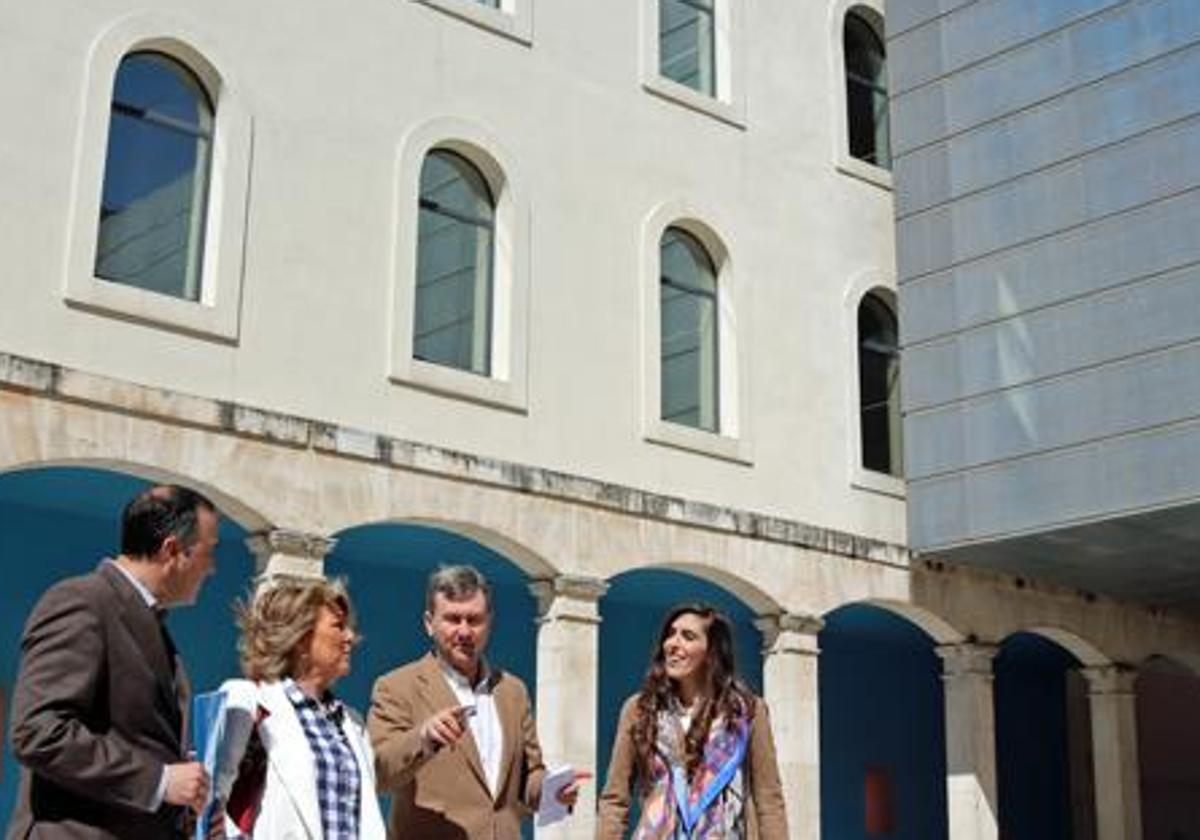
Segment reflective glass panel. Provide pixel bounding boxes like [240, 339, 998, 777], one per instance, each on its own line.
[414, 150, 495, 376]
[95, 52, 213, 300]
[859, 293, 902, 475]
[845, 12, 891, 169]
[660, 0, 716, 95]
[661, 227, 719, 431]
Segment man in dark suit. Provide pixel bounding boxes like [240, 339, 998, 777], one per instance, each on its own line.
[7, 484, 219, 839]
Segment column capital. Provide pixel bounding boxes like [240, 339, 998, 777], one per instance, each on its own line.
[935, 642, 999, 680]
[529, 575, 609, 624]
[755, 612, 824, 657]
[1080, 663, 1138, 697]
[245, 528, 336, 581]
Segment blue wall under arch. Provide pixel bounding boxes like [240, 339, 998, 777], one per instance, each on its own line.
[323, 522, 538, 716]
[819, 603, 947, 840]
[994, 632, 1077, 840]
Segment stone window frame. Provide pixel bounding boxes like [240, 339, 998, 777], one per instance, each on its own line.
[411, 0, 533, 46]
[829, 0, 893, 190]
[63, 13, 252, 341]
[845, 270, 904, 497]
[640, 0, 746, 128]
[641, 201, 752, 464]
[389, 117, 530, 413]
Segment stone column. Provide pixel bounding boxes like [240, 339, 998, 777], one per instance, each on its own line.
[1081, 665, 1142, 840]
[528, 575, 609, 840]
[755, 613, 824, 840]
[244, 528, 336, 582]
[936, 643, 999, 840]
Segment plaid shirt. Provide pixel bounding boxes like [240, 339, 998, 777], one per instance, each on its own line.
[284, 679, 362, 840]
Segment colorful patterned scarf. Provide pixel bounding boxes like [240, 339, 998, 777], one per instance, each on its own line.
[633, 702, 751, 839]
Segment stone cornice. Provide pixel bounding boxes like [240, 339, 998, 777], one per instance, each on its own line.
[0, 351, 909, 566]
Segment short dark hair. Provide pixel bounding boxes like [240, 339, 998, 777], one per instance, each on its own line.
[425, 564, 492, 613]
[120, 485, 216, 559]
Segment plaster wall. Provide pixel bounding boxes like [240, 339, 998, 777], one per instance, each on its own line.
[0, 0, 901, 543]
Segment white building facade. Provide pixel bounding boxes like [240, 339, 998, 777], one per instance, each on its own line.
[1, 1, 1197, 838]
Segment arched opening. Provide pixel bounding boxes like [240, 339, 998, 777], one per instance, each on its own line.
[661, 226, 721, 432]
[0, 466, 255, 823]
[858, 289, 902, 477]
[415, 148, 497, 376]
[1137, 655, 1200, 839]
[323, 522, 539, 719]
[843, 7, 890, 170]
[819, 602, 947, 840]
[994, 632, 1087, 840]
[97, 50, 214, 300]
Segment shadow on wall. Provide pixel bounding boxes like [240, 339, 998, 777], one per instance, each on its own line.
[1138, 656, 1200, 839]
[819, 603, 947, 840]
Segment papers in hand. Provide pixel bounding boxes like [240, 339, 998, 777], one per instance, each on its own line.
[537, 764, 576, 827]
[191, 683, 259, 839]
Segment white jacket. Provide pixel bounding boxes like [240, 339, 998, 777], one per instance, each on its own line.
[217, 679, 387, 840]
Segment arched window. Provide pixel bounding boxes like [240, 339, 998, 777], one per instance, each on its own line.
[660, 0, 716, 95]
[844, 10, 890, 170]
[858, 292, 901, 475]
[95, 52, 213, 300]
[661, 227, 719, 431]
[414, 149, 496, 376]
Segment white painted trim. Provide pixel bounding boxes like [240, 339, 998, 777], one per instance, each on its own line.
[388, 116, 531, 413]
[62, 13, 252, 341]
[412, 0, 533, 46]
[640, 0, 746, 128]
[640, 200, 752, 464]
[844, 270, 904, 497]
[828, 0, 893, 190]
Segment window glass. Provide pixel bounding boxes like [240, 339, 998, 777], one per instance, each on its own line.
[95, 52, 213, 300]
[661, 227, 719, 431]
[660, 0, 716, 95]
[414, 149, 495, 376]
[859, 293, 902, 475]
[844, 11, 891, 170]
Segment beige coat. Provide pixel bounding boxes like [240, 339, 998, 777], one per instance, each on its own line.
[597, 694, 789, 840]
[367, 653, 546, 839]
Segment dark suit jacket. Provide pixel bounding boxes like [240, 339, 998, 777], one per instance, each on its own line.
[6, 562, 189, 840]
[367, 653, 546, 840]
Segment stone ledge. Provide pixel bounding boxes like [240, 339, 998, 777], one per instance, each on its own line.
[0, 351, 910, 566]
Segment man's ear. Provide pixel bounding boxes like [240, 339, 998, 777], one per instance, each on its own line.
[158, 534, 183, 563]
[423, 611, 434, 637]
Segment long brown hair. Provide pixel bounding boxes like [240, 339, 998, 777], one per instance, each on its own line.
[630, 603, 755, 785]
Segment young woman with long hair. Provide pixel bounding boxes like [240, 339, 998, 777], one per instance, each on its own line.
[598, 603, 788, 839]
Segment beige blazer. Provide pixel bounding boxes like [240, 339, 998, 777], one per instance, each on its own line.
[367, 653, 546, 839]
[597, 694, 789, 840]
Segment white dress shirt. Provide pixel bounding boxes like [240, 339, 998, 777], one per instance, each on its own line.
[438, 657, 504, 797]
[105, 559, 170, 810]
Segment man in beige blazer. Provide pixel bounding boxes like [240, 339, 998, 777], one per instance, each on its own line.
[368, 565, 586, 839]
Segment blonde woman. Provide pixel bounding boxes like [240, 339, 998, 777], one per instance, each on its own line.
[216, 578, 386, 839]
